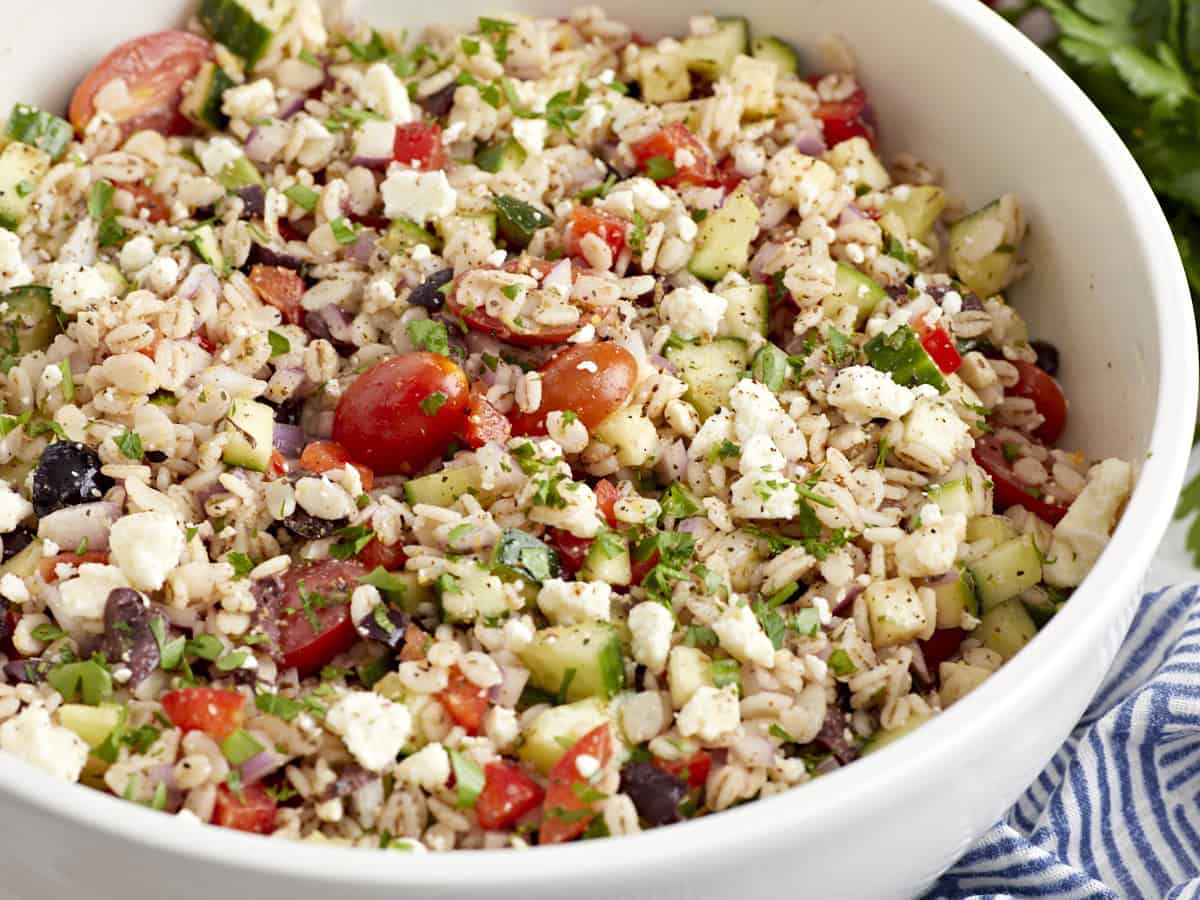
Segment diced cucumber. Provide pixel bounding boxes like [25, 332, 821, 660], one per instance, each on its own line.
[577, 533, 632, 586]
[668, 645, 713, 709]
[665, 337, 749, 420]
[222, 399, 275, 472]
[927, 565, 978, 629]
[969, 534, 1042, 612]
[593, 407, 658, 467]
[938, 660, 992, 706]
[180, 62, 236, 131]
[0, 286, 60, 357]
[718, 281, 768, 340]
[381, 218, 443, 254]
[441, 562, 509, 623]
[58, 703, 124, 749]
[862, 708, 934, 755]
[403, 465, 488, 508]
[189, 224, 227, 274]
[751, 342, 790, 392]
[492, 528, 561, 585]
[518, 623, 625, 702]
[217, 156, 264, 193]
[372, 570, 436, 614]
[680, 17, 750, 78]
[198, 0, 277, 67]
[519, 697, 610, 773]
[751, 36, 799, 75]
[0, 142, 50, 230]
[825, 136, 890, 189]
[436, 212, 497, 245]
[688, 186, 759, 281]
[494, 195, 552, 250]
[880, 186, 945, 242]
[474, 138, 527, 174]
[864, 577, 929, 648]
[729, 55, 777, 118]
[1019, 585, 1061, 628]
[864, 325, 948, 393]
[977, 599, 1037, 661]
[0, 541, 40, 580]
[948, 200, 1018, 298]
[926, 479, 973, 518]
[5, 104, 72, 161]
[822, 262, 887, 328]
[636, 49, 692, 104]
[965, 514, 1018, 546]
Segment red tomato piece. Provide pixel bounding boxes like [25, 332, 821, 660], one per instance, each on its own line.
[810, 83, 874, 147]
[463, 390, 512, 449]
[477, 761, 545, 830]
[114, 181, 171, 224]
[655, 749, 712, 790]
[918, 627, 965, 673]
[69, 31, 213, 138]
[333, 353, 470, 476]
[276, 560, 369, 677]
[38, 551, 110, 583]
[630, 123, 718, 188]
[194, 330, 218, 354]
[630, 549, 659, 587]
[212, 783, 277, 835]
[565, 207, 626, 262]
[919, 327, 962, 376]
[547, 528, 592, 577]
[593, 478, 619, 528]
[447, 258, 580, 348]
[268, 448, 288, 477]
[393, 122, 447, 171]
[437, 666, 489, 735]
[161, 687, 245, 740]
[358, 535, 407, 571]
[973, 435, 1070, 525]
[539, 723, 613, 845]
[249, 264, 306, 326]
[508, 343, 638, 437]
[716, 156, 745, 193]
[1009, 361, 1067, 444]
[299, 440, 374, 492]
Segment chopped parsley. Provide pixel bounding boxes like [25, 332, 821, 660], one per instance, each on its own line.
[329, 217, 360, 245]
[268, 330, 291, 356]
[226, 552, 254, 579]
[284, 183, 319, 211]
[407, 318, 451, 356]
[643, 155, 677, 183]
[330, 524, 375, 560]
[660, 481, 701, 519]
[115, 429, 144, 461]
[419, 391, 448, 416]
[828, 648, 857, 676]
[478, 17, 515, 62]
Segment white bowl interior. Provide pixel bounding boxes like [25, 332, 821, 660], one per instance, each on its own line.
[0, 3, 1193, 899]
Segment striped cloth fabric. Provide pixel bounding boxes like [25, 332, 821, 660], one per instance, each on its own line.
[930, 584, 1200, 899]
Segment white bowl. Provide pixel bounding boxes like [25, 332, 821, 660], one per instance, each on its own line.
[0, 2, 1194, 898]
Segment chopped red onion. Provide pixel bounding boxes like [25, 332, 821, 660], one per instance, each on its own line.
[178, 264, 220, 301]
[676, 516, 706, 534]
[278, 93, 307, 119]
[240, 750, 285, 785]
[489, 665, 530, 708]
[272, 423, 307, 458]
[814, 756, 842, 775]
[270, 366, 308, 398]
[749, 241, 780, 282]
[832, 584, 864, 617]
[347, 230, 377, 263]
[36, 501, 119, 553]
[735, 733, 776, 768]
[311, 304, 356, 345]
[648, 353, 679, 376]
[350, 155, 392, 171]
[148, 763, 177, 790]
[244, 123, 289, 162]
[839, 204, 867, 224]
[794, 127, 827, 157]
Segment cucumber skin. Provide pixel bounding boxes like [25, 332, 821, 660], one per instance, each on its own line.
[0, 285, 60, 355]
[665, 338, 749, 420]
[864, 325, 948, 393]
[222, 399, 275, 472]
[519, 623, 625, 701]
[5, 104, 72, 161]
[198, 0, 275, 66]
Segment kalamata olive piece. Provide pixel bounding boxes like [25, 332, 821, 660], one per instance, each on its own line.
[280, 508, 346, 539]
[417, 83, 458, 118]
[357, 604, 409, 649]
[238, 185, 266, 217]
[31, 442, 113, 518]
[320, 764, 378, 801]
[1030, 339, 1060, 376]
[97, 587, 160, 686]
[618, 761, 686, 826]
[2, 527, 33, 563]
[811, 707, 859, 765]
[4, 657, 51, 684]
[407, 269, 454, 311]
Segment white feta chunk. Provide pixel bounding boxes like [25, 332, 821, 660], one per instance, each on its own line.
[628, 601, 674, 673]
[119, 235, 156, 275]
[895, 396, 972, 475]
[360, 62, 413, 123]
[676, 684, 741, 742]
[326, 692, 413, 772]
[380, 166, 457, 224]
[660, 285, 727, 340]
[48, 263, 112, 313]
[107, 511, 185, 592]
[712, 602, 775, 668]
[827, 365, 916, 423]
[0, 705, 88, 782]
[295, 476, 358, 520]
[1044, 458, 1134, 588]
[536, 577, 612, 625]
[894, 513, 966, 578]
[52, 564, 129, 633]
[395, 742, 451, 789]
[353, 120, 397, 162]
[0, 481, 31, 533]
[511, 118, 548, 157]
[196, 136, 244, 178]
[0, 230, 33, 292]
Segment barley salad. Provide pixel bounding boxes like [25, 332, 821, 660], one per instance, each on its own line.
[0, 1, 1134, 850]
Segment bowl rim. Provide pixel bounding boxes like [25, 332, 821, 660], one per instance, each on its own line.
[1, 0, 1196, 888]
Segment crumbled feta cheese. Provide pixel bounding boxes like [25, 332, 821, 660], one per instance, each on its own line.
[353, 120, 397, 161]
[485, 706, 520, 749]
[119, 235, 156, 275]
[380, 166, 457, 224]
[940, 291, 963, 316]
[360, 62, 413, 123]
[676, 684, 741, 741]
[739, 433, 785, 474]
[196, 137, 244, 178]
[0, 573, 28, 603]
[48, 262, 112, 313]
[660, 285, 727, 340]
[295, 476, 358, 520]
[527, 478, 602, 538]
[895, 396, 972, 475]
[688, 410, 735, 462]
[713, 602, 775, 668]
[626, 177, 672, 214]
[221, 78, 277, 121]
[894, 513, 966, 578]
[537, 577, 612, 625]
[395, 742, 451, 789]
[0, 230, 33, 292]
[108, 511, 185, 592]
[326, 692, 413, 772]
[0, 482, 32, 533]
[1044, 458, 1134, 588]
[511, 117, 548, 157]
[827, 365, 916, 423]
[917, 503, 943, 526]
[0, 705, 88, 782]
[628, 601, 674, 673]
[52, 564, 130, 632]
[728, 379, 805, 461]
[39, 363, 63, 392]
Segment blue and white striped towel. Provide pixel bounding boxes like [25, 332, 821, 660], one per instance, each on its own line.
[930, 585, 1200, 899]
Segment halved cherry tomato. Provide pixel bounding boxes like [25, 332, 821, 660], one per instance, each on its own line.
[593, 478, 619, 528]
[299, 440, 374, 492]
[918, 627, 965, 673]
[393, 122, 447, 171]
[213, 783, 277, 835]
[655, 749, 712, 790]
[476, 761, 545, 830]
[509, 343, 638, 437]
[38, 551, 110, 583]
[437, 665, 488, 735]
[69, 31, 212, 138]
[539, 723, 613, 845]
[547, 528, 592, 577]
[809, 82, 874, 147]
[1009, 361, 1067, 444]
[447, 258, 580, 348]
[333, 353, 470, 476]
[276, 560, 369, 676]
[248, 264, 306, 326]
[630, 123, 718, 188]
[716, 156, 745, 193]
[358, 535, 407, 571]
[973, 435, 1069, 525]
[565, 207, 626, 262]
[161, 687, 245, 740]
[463, 390, 511, 449]
[114, 181, 171, 224]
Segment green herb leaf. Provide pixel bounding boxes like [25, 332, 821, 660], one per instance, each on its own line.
[284, 183, 319, 211]
[87, 179, 115, 220]
[255, 691, 304, 721]
[660, 482, 701, 519]
[419, 391, 448, 416]
[407, 318, 450, 356]
[268, 330, 290, 356]
[828, 648, 857, 676]
[221, 728, 264, 764]
[115, 429, 144, 461]
[644, 155, 677, 182]
[448, 748, 485, 808]
[226, 552, 254, 579]
[330, 217, 360, 245]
